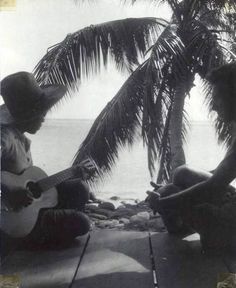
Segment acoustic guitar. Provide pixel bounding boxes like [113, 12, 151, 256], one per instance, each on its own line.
[1, 165, 87, 238]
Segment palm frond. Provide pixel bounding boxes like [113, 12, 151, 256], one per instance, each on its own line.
[156, 101, 172, 183]
[73, 24, 188, 183]
[207, 0, 236, 12]
[185, 19, 225, 78]
[214, 119, 233, 147]
[188, 21, 234, 147]
[225, 12, 236, 32]
[141, 25, 188, 180]
[73, 62, 148, 180]
[34, 17, 167, 90]
[198, 9, 226, 30]
[125, 0, 161, 4]
[219, 44, 236, 61]
[184, 0, 236, 13]
[126, 0, 169, 6]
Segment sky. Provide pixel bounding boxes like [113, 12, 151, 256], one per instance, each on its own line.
[0, 0, 210, 120]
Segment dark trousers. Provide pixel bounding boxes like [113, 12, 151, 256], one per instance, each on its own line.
[158, 166, 236, 250]
[1, 179, 90, 258]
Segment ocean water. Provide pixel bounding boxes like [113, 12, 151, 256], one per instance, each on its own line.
[29, 119, 226, 201]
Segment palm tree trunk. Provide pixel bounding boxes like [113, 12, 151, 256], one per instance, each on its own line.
[169, 84, 186, 179]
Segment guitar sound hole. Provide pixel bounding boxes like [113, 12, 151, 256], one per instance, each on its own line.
[26, 181, 41, 199]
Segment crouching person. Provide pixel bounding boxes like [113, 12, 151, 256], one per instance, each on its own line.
[146, 63, 236, 252]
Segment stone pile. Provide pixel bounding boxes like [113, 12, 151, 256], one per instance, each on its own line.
[85, 198, 166, 232]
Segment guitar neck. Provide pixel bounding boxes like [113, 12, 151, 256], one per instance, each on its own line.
[37, 167, 75, 191]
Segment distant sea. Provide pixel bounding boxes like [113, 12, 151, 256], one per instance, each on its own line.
[29, 119, 226, 202]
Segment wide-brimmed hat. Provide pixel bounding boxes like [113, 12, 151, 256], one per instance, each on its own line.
[0, 71, 67, 125]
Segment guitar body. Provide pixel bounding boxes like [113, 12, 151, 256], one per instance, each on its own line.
[1, 166, 58, 238]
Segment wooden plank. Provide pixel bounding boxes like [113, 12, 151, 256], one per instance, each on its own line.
[72, 230, 153, 288]
[1, 234, 89, 288]
[151, 232, 228, 288]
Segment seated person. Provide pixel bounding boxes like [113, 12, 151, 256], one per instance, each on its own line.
[146, 63, 236, 251]
[1, 72, 94, 256]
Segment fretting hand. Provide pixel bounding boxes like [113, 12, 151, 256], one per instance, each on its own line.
[74, 158, 97, 180]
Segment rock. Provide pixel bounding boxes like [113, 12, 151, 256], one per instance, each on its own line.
[96, 221, 109, 229]
[121, 200, 135, 206]
[110, 219, 120, 226]
[126, 219, 148, 231]
[89, 221, 96, 231]
[110, 196, 120, 201]
[98, 202, 116, 211]
[112, 207, 136, 219]
[85, 204, 98, 214]
[106, 220, 124, 229]
[96, 219, 120, 229]
[86, 205, 114, 217]
[137, 200, 149, 207]
[147, 218, 166, 232]
[117, 204, 126, 209]
[94, 208, 114, 218]
[86, 204, 99, 212]
[89, 213, 108, 220]
[130, 215, 142, 224]
[130, 212, 150, 225]
[119, 218, 130, 225]
[88, 199, 168, 233]
[112, 223, 125, 229]
[136, 211, 150, 220]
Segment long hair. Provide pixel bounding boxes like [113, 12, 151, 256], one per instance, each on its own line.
[207, 63, 236, 122]
[207, 62, 236, 97]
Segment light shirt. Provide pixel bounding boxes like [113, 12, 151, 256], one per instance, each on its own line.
[1, 126, 33, 174]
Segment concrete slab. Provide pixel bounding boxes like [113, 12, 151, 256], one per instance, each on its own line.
[1, 234, 89, 288]
[151, 232, 229, 288]
[72, 230, 153, 288]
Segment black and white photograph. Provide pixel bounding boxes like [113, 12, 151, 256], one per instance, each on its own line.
[1, 0, 236, 287]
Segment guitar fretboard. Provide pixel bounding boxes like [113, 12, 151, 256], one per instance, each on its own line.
[37, 167, 75, 191]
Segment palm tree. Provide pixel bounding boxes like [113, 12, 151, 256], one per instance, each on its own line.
[34, 0, 236, 184]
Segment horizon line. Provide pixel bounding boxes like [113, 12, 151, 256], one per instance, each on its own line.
[46, 118, 212, 122]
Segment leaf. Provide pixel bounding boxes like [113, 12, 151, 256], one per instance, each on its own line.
[141, 25, 188, 180]
[73, 62, 148, 180]
[185, 19, 225, 78]
[74, 24, 189, 183]
[34, 17, 167, 89]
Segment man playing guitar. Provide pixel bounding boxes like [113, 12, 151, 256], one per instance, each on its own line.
[1, 72, 95, 257]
